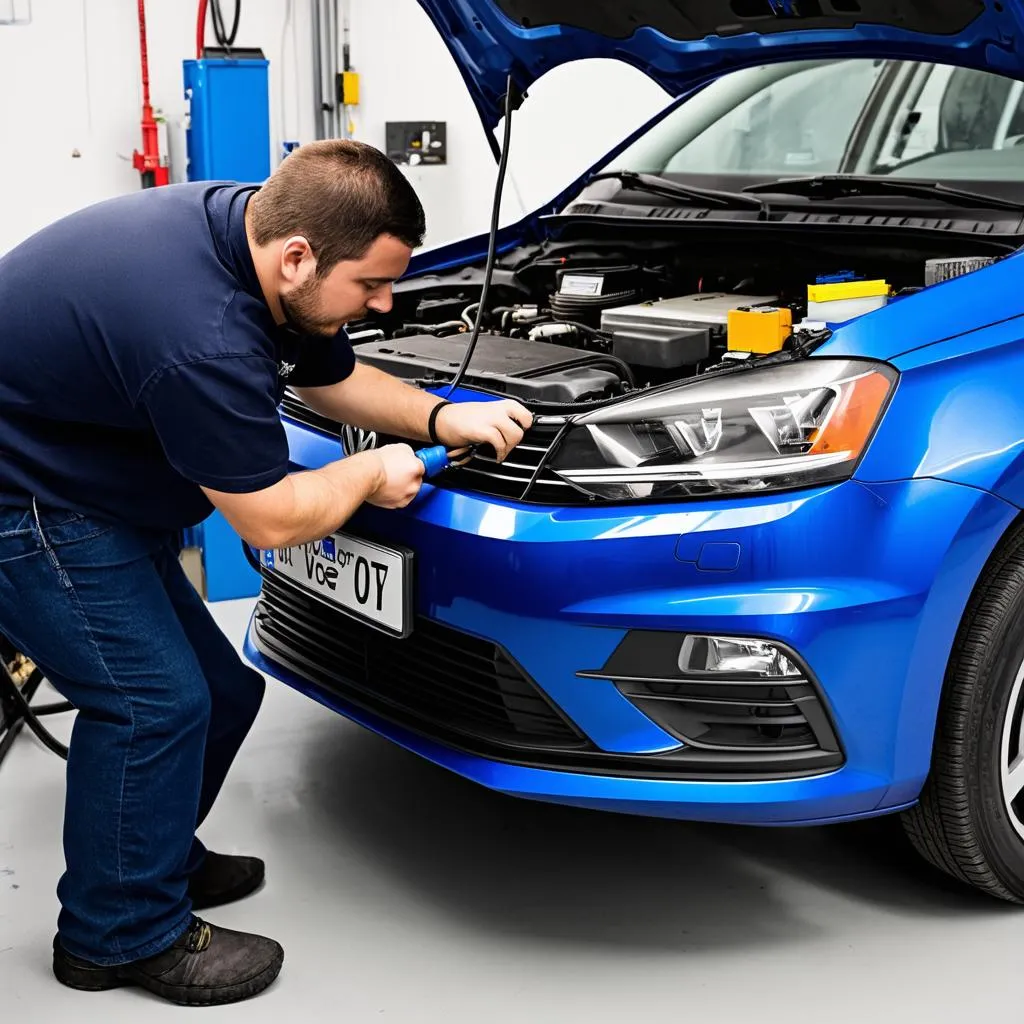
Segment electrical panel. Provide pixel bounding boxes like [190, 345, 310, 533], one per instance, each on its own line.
[385, 122, 447, 166]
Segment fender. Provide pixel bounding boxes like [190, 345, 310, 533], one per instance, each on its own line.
[855, 314, 1024, 507]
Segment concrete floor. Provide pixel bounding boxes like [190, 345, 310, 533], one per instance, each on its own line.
[1, 599, 1021, 1022]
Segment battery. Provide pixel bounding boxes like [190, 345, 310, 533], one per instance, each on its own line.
[727, 305, 793, 354]
[600, 292, 778, 368]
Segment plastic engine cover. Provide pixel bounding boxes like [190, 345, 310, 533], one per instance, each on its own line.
[354, 333, 621, 403]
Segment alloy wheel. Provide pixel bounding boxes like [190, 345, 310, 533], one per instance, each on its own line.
[1002, 659, 1024, 843]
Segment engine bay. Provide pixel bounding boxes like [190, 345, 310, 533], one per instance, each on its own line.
[350, 236, 1000, 411]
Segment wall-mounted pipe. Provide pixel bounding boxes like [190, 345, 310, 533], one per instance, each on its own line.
[311, 0, 325, 139]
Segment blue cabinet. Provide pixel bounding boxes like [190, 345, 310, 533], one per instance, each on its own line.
[183, 57, 271, 183]
[180, 55, 271, 600]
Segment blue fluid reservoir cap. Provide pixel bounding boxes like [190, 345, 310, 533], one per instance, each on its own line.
[415, 445, 450, 478]
[815, 269, 858, 284]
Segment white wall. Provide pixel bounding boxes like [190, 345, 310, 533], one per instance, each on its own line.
[0, 0, 314, 254]
[0, 0, 669, 255]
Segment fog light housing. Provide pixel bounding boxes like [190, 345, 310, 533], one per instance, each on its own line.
[577, 629, 844, 775]
[678, 635, 801, 679]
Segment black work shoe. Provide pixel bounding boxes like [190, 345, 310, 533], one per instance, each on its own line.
[188, 851, 265, 910]
[52, 917, 284, 1006]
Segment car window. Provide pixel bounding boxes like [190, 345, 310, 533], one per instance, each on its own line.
[870, 64, 1024, 179]
[611, 60, 885, 177]
[665, 60, 884, 175]
[606, 57, 1024, 184]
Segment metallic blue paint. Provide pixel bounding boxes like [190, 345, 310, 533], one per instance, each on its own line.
[855, 318, 1024, 506]
[254, 415, 1021, 823]
[414, 1, 1024, 130]
[247, 4, 1024, 826]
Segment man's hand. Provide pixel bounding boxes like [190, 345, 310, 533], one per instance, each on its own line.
[366, 443, 426, 509]
[434, 399, 533, 462]
[294, 366, 535, 461]
[204, 443, 427, 551]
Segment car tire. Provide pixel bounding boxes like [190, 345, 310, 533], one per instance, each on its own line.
[902, 522, 1024, 904]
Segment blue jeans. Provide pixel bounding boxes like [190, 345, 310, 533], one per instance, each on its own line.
[0, 503, 265, 965]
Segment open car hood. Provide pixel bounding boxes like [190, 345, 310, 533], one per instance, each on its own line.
[415, 1, 1024, 131]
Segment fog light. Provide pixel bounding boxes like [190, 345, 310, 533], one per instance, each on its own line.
[677, 635, 801, 678]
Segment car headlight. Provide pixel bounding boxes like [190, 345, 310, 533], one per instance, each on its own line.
[549, 358, 896, 501]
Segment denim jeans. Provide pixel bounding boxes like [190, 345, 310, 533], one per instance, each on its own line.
[0, 502, 265, 965]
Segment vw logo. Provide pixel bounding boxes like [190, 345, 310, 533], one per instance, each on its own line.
[340, 423, 378, 456]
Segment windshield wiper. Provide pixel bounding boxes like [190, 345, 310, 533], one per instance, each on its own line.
[743, 174, 1024, 213]
[586, 171, 771, 217]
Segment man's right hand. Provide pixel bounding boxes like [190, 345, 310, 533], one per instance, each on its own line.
[365, 443, 426, 509]
[204, 443, 426, 551]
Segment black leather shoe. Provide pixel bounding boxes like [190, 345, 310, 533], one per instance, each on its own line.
[188, 851, 265, 910]
[52, 917, 283, 1006]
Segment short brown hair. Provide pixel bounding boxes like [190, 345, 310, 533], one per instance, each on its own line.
[249, 139, 426, 276]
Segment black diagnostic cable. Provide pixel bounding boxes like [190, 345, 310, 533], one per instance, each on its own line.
[442, 74, 523, 398]
[210, 0, 241, 50]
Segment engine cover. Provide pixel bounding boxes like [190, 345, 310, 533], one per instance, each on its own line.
[354, 333, 622, 403]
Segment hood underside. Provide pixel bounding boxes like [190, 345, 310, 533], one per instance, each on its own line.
[416, 1, 1024, 129]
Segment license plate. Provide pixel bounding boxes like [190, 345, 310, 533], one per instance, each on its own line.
[260, 532, 413, 637]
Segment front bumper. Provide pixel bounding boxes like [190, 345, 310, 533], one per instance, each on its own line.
[245, 421, 1017, 825]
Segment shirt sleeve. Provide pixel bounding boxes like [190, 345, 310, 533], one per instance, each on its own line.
[138, 354, 291, 494]
[286, 329, 357, 388]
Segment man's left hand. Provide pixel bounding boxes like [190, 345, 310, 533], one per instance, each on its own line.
[434, 400, 533, 462]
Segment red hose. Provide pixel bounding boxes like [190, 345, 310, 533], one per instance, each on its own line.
[133, 0, 168, 186]
[196, 0, 208, 59]
[137, 0, 151, 109]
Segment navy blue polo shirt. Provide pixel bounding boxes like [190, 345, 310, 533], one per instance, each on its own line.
[0, 182, 355, 532]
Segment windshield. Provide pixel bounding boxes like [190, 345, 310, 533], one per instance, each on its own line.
[608, 58, 1024, 183]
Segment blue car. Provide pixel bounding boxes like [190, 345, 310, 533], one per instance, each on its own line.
[245, 2, 1024, 903]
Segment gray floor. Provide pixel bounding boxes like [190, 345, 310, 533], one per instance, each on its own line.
[1, 599, 1021, 1022]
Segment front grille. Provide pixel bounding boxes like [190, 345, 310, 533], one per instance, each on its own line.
[437, 422, 584, 504]
[279, 390, 586, 505]
[253, 571, 588, 753]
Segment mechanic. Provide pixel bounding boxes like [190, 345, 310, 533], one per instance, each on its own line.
[0, 139, 532, 1006]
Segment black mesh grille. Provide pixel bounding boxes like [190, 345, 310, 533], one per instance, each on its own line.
[279, 390, 586, 504]
[436, 422, 584, 504]
[253, 571, 588, 753]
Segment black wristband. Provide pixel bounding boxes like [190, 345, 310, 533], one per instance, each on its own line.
[428, 401, 452, 445]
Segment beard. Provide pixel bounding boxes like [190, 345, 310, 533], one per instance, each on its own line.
[280, 277, 346, 338]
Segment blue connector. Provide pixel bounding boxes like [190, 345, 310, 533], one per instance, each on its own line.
[414, 445, 450, 478]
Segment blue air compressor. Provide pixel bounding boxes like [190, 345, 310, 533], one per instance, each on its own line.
[182, 50, 271, 184]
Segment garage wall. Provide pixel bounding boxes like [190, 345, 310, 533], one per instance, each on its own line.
[344, 1, 669, 246]
[0, 0, 668, 256]
[0, 0, 314, 255]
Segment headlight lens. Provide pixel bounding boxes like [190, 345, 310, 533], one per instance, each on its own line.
[549, 358, 896, 501]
